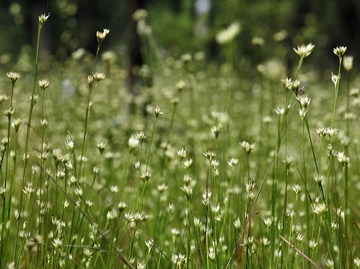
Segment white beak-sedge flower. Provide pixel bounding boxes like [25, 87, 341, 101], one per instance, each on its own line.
[333, 46, 347, 57]
[38, 13, 50, 24]
[343, 55, 353, 71]
[7, 72, 21, 83]
[240, 141, 256, 154]
[216, 21, 241, 45]
[336, 151, 350, 165]
[293, 43, 315, 58]
[96, 29, 110, 42]
[38, 79, 50, 90]
[154, 106, 163, 118]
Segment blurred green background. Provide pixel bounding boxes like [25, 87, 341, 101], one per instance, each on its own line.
[0, 0, 359, 70]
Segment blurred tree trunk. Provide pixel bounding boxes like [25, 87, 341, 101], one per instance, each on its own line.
[126, 0, 146, 95]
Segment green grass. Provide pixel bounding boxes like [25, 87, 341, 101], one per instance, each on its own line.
[1, 14, 360, 269]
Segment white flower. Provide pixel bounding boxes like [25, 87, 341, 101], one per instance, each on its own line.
[336, 151, 350, 165]
[96, 29, 110, 41]
[128, 135, 140, 151]
[216, 21, 241, 44]
[240, 141, 255, 154]
[333, 46, 347, 57]
[293, 43, 315, 58]
[343, 55, 353, 71]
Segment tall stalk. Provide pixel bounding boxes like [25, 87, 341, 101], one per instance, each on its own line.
[15, 14, 49, 267]
[78, 29, 109, 176]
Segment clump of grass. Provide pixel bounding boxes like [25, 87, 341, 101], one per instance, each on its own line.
[1, 10, 360, 269]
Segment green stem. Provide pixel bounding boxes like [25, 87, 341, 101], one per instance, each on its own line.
[331, 57, 342, 127]
[16, 18, 45, 267]
[146, 118, 157, 172]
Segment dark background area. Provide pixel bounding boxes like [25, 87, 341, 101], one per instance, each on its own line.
[0, 0, 359, 71]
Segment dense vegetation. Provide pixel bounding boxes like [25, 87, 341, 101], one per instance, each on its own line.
[1, 7, 360, 269]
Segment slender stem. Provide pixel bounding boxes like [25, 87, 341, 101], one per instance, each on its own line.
[331, 57, 343, 127]
[16, 18, 45, 267]
[145, 118, 157, 172]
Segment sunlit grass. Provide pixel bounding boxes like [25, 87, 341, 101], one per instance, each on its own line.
[0, 13, 360, 269]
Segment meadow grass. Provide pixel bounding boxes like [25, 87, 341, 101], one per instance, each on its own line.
[0, 14, 360, 269]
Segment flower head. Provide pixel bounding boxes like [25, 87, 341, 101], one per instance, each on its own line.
[240, 141, 256, 154]
[128, 135, 140, 152]
[333, 46, 347, 57]
[281, 77, 293, 90]
[132, 9, 147, 21]
[297, 95, 311, 109]
[293, 43, 315, 58]
[93, 72, 105, 81]
[336, 151, 350, 165]
[96, 29, 110, 42]
[97, 142, 107, 154]
[177, 148, 187, 159]
[331, 73, 340, 86]
[216, 21, 241, 44]
[343, 55, 353, 71]
[154, 106, 163, 118]
[7, 72, 21, 83]
[38, 79, 49, 90]
[38, 13, 50, 24]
